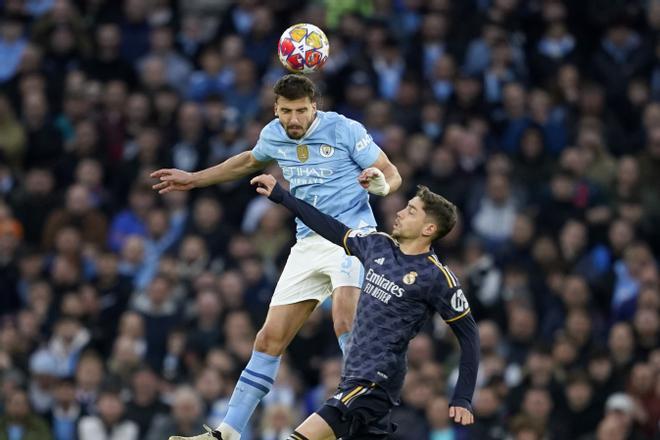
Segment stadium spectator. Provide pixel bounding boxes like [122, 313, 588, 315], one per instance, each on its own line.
[471, 385, 506, 439]
[146, 386, 205, 440]
[42, 184, 107, 251]
[77, 388, 138, 440]
[0, 388, 52, 440]
[47, 377, 82, 440]
[0, 14, 28, 84]
[602, 392, 647, 440]
[124, 367, 169, 437]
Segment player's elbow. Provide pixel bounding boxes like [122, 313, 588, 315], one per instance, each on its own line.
[452, 314, 480, 351]
[462, 317, 480, 360]
[384, 163, 402, 192]
[332, 313, 354, 336]
[246, 151, 270, 172]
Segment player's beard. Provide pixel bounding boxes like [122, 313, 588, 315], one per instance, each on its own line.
[285, 123, 307, 139]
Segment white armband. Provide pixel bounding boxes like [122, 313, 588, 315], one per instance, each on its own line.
[366, 168, 390, 196]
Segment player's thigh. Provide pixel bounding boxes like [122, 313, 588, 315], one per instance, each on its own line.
[326, 250, 363, 326]
[271, 237, 334, 307]
[256, 300, 318, 354]
[294, 413, 337, 440]
[326, 250, 364, 292]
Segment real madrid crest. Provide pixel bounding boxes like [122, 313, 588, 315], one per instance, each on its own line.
[296, 144, 309, 163]
[320, 144, 334, 158]
[403, 271, 417, 285]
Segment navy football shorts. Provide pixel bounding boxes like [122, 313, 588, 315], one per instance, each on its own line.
[317, 380, 397, 439]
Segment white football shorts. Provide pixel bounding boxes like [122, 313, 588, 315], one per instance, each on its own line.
[270, 233, 365, 307]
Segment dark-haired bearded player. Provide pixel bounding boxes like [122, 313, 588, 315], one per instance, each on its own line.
[158, 74, 401, 440]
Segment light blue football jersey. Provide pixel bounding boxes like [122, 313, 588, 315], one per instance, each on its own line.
[252, 111, 382, 239]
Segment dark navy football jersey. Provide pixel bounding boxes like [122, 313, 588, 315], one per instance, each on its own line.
[267, 181, 478, 409]
[340, 230, 470, 402]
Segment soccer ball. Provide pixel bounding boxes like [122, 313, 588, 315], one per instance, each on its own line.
[278, 23, 329, 73]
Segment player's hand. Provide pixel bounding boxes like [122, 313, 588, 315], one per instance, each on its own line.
[357, 167, 379, 188]
[251, 174, 277, 197]
[150, 168, 197, 194]
[358, 167, 390, 196]
[449, 406, 474, 425]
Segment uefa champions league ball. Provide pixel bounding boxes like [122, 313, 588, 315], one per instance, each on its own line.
[278, 23, 330, 73]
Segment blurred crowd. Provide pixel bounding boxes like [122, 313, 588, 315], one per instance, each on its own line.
[0, 0, 659, 439]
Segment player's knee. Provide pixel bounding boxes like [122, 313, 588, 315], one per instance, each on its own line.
[332, 313, 353, 336]
[332, 289, 359, 336]
[254, 327, 287, 356]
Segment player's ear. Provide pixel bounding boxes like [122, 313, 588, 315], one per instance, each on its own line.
[311, 101, 317, 112]
[422, 223, 437, 239]
[273, 103, 278, 116]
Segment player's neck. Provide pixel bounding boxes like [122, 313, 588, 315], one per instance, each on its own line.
[398, 238, 431, 255]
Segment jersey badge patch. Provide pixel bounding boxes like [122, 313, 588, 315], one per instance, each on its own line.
[320, 144, 334, 157]
[403, 271, 418, 285]
[451, 289, 469, 312]
[296, 144, 309, 162]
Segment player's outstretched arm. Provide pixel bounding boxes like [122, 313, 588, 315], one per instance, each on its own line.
[151, 150, 270, 194]
[447, 312, 479, 426]
[252, 174, 350, 248]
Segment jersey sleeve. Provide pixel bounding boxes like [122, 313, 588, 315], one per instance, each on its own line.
[339, 117, 382, 169]
[429, 263, 471, 323]
[342, 229, 375, 260]
[342, 231, 394, 261]
[251, 126, 274, 162]
[428, 262, 479, 411]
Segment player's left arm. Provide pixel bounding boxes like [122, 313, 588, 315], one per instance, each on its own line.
[430, 274, 480, 425]
[446, 309, 479, 425]
[358, 151, 402, 196]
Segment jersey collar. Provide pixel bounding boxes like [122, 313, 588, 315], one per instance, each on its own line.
[392, 236, 435, 259]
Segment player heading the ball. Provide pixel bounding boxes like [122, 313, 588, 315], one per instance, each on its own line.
[159, 73, 401, 440]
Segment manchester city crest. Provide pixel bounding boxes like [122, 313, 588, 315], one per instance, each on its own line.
[320, 144, 334, 158]
[403, 271, 418, 285]
[296, 144, 309, 162]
